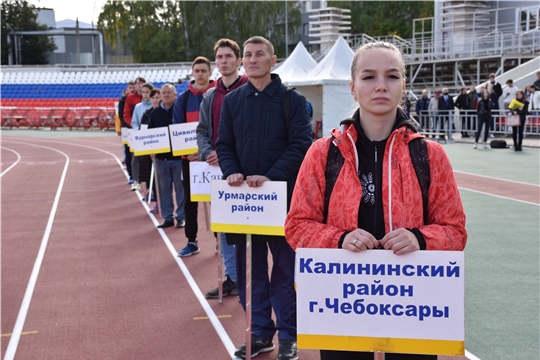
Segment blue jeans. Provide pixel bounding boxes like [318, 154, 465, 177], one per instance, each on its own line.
[155, 158, 185, 222]
[221, 233, 236, 281]
[236, 238, 297, 341]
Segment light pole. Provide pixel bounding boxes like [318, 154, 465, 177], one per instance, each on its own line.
[285, 0, 288, 57]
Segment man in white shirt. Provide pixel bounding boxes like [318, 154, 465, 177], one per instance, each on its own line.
[529, 84, 540, 115]
[502, 79, 519, 110]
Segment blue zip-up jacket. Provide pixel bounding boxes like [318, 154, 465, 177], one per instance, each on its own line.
[216, 74, 312, 243]
[132, 98, 152, 130]
[172, 80, 215, 124]
[147, 101, 178, 160]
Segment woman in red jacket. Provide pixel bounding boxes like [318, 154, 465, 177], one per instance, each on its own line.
[284, 42, 467, 360]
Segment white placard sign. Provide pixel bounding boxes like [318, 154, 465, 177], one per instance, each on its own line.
[189, 162, 223, 202]
[169, 122, 198, 156]
[210, 180, 287, 236]
[295, 248, 465, 356]
[121, 127, 128, 145]
[131, 127, 171, 156]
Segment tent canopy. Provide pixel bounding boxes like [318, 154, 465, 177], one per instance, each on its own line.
[284, 37, 357, 137]
[287, 36, 354, 86]
[273, 41, 317, 83]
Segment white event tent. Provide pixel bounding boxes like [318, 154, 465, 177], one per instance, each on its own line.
[283, 36, 356, 137]
[273, 41, 317, 83]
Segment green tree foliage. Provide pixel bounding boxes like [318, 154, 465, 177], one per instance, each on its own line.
[97, 1, 301, 63]
[328, 1, 434, 39]
[1, 0, 57, 65]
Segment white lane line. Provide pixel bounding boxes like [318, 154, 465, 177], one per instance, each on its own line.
[466, 349, 482, 360]
[458, 186, 540, 206]
[143, 204, 237, 358]
[4, 138, 492, 360]
[454, 170, 539, 187]
[0, 147, 22, 177]
[3, 144, 70, 360]
[26, 139, 237, 358]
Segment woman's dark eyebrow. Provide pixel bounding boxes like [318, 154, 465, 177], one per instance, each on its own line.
[360, 68, 401, 73]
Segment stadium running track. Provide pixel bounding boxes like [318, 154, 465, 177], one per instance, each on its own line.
[1, 133, 538, 360]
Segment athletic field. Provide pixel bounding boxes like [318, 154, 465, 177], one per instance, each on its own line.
[1, 130, 538, 360]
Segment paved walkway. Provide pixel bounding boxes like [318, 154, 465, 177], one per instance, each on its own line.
[435, 132, 540, 148]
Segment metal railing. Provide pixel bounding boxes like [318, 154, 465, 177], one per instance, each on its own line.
[344, 27, 539, 64]
[410, 4, 540, 63]
[415, 109, 540, 138]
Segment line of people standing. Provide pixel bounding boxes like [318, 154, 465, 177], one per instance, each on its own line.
[115, 36, 310, 360]
[115, 36, 472, 360]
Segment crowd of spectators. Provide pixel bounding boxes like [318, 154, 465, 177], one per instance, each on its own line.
[410, 70, 539, 150]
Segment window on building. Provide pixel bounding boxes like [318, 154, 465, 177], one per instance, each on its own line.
[518, 7, 539, 32]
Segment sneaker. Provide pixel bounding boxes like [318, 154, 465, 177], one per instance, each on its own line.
[473, 143, 477, 149]
[178, 242, 199, 257]
[234, 335, 274, 359]
[149, 203, 159, 214]
[489, 133, 495, 138]
[176, 219, 186, 228]
[278, 339, 299, 360]
[131, 182, 139, 191]
[205, 275, 238, 299]
[127, 179, 134, 185]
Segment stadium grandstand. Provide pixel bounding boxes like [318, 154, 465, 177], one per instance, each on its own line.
[0, 66, 194, 130]
[1, 0, 538, 135]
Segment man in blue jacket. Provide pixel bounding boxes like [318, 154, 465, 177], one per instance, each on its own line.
[216, 36, 312, 360]
[147, 84, 186, 229]
[173, 56, 215, 256]
[415, 89, 430, 131]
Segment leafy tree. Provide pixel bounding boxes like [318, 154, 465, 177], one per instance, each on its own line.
[1, 0, 57, 65]
[97, 1, 301, 63]
[328, 1, 434, 39]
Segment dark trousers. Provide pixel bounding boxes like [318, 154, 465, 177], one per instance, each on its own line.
[236, 238, 297, 341]
[419, 114, 430, 131]
[320, 350, 437, 360]
[475, 115, 491, 143]
[132, 155, 139, 183]
[124, 144, 132, 180]
[511, 117, 526, 150]
[182, 160, 198, 242]
[461, 115, 471, 134]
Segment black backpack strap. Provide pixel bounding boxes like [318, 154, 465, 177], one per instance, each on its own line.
[409, 137, 431, 225]
[323, 137, 344, 224]
[282, 86, 295, 135]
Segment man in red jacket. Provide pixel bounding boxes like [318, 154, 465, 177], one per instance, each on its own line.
[123, 76, 146, 187]
[197, 39, 249, 298]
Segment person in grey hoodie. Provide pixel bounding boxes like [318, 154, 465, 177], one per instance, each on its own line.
[130, 83, 154, 189]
